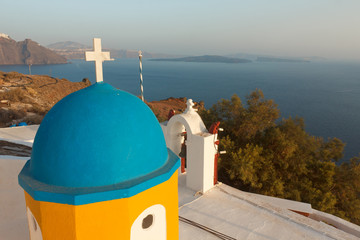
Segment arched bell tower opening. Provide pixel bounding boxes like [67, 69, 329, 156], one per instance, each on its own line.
[167, 120, 190, 174]
[167, 121, 187, 173]
[160, 99, 218, 193]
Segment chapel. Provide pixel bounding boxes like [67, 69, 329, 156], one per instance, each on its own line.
[18, 39, 180, 240]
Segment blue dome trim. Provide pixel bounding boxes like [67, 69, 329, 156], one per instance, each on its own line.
[18, 149, 180, 205]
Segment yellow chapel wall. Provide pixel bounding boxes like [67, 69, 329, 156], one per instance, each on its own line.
[24, 171, 179, 240]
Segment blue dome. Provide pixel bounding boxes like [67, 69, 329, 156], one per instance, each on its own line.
[29, 83, 169, 188]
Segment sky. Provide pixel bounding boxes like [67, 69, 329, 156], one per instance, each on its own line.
[1, 0, 360, 60]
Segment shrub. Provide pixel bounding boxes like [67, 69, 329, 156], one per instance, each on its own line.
[0, 88, 27, 102]
[0, 109, 26, 126]
[24, 114, 44, 125]
[29, 104, 46, 115]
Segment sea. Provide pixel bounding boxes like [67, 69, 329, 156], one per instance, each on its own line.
[1, 59, 360, 163]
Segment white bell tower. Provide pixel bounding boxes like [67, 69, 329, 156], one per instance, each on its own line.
[161, 99, 218, 193]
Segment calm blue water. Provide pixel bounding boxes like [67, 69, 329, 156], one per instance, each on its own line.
[1, 59, 360, 162]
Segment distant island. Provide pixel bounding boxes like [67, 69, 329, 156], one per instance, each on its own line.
[150, 55, 252, 64]
[256, 57, 310, 63]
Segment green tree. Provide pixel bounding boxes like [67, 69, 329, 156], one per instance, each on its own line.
[333, 156, 360, 225]
[200, 90, 279, 145]
[200, 89, 359, 225]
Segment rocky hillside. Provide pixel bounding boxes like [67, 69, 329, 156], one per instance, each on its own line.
[148, 97, 191, 122]
[0, 36, 67, 65]
[0, 71, 203, 127]
[0, 71, 90, 127]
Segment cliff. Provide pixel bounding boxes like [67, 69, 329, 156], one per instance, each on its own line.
[0, 37, 67, 65]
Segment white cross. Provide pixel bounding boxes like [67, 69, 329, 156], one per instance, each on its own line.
[85, 38, 113, 83]
[184, 99, 197, 114]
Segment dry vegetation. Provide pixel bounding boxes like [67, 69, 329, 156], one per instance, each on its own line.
[0, 71, 90, 127]
[147, 97, 204, 122]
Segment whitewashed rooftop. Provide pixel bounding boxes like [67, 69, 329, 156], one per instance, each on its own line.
[0, 125, 39, 147]
[178, 174, 360, 240]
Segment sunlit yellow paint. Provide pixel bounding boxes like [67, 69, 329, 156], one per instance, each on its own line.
[24, 171, 179, 240]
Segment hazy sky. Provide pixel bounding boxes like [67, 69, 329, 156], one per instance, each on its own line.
[1, 0, 360, 60]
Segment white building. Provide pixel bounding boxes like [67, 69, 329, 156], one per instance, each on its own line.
[0, 33, 10, 39]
